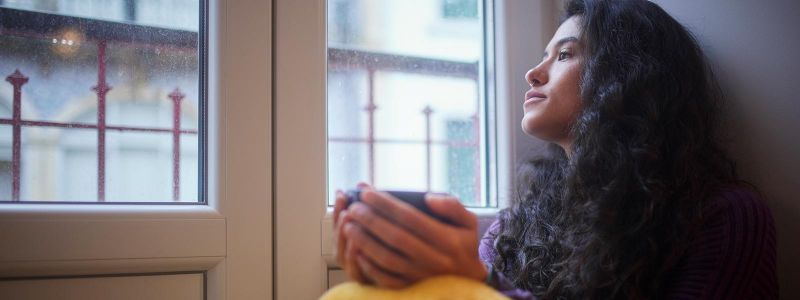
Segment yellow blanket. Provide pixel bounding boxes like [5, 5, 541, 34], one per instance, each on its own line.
[320, 276, 510, 300]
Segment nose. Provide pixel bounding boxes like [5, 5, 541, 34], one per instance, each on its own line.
[525, 63, 548, 87]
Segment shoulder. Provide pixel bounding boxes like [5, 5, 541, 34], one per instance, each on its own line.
[701, 186, 775, 238]
[697, 185, 776, 258]
[705, 186, 771, 217]
[666, 185, 778, 299]
[478, 218, 503, 264]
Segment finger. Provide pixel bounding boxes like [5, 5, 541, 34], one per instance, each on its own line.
[335, 212, 346, 267]
[334, 190, 347, 227]
[344, 215, 426, 280]
[360, 189, 444, 243]
[335, 211, 353, 267]
[348, 202, 441, 263]
[355, 254, 411, 289]
[425, 194, 477, 229]
[356, 182, 372, 189]
[344, 228, 368, 284]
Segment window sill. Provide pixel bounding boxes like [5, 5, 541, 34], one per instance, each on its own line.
[0, 204, 225, 278]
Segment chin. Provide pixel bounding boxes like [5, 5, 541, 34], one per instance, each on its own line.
[521, 116, 561, 142]
[521, 117, 542, 138]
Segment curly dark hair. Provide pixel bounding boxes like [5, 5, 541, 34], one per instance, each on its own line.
[492, 0, 740, 298]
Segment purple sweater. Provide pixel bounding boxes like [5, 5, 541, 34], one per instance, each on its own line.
[478, 188, 778, 299]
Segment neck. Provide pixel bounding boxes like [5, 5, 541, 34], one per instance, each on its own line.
[556, 140, 573, 158]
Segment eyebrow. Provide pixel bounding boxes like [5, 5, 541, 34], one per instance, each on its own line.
[543, 36, 579, 58]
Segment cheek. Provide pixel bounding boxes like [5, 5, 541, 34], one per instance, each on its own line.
[556, 65, 582, 106]
[552, 66, 583, 119]
[555, 88, 582, 118]
[521, 66, 582, 140]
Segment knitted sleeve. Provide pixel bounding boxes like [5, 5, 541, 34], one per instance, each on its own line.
[479, 219, 537, 300]
[663, 188, 779, 299]
[478, 188, 778, 299]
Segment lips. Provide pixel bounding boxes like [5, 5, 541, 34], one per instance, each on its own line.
[524, 90, 547, 105]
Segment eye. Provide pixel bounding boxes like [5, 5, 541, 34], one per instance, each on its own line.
[558, 50, 571, 61]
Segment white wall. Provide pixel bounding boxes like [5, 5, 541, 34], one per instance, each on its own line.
[499, 0, 559, 168]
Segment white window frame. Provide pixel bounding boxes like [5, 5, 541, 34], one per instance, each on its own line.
[274, 0, 559, 297]
[0, 0, 273, 298]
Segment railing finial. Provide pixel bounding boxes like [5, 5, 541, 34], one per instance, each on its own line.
[169, 87, 185, 102]
[6, 69, 29, 86]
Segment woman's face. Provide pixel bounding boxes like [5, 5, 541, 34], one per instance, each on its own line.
[522, 16, 583, 150]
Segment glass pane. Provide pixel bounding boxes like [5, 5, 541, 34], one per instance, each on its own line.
[328, 0, 481, 60]
[58, 128, 99, 202]
[326, 0, 488, 206]
[373, 72, 478, 140]
[0, 0, 199, 31]
[1, 34, 98, 125]
[104, 43, 200, 130]
[105, 131, 170, 202]
[327, 142, 369, 202]
[443, 0, 479, 19]
[0, 1, 202, 203]
[180, 135, 199, 201]
[0, 125, 11, 199]
[328, 69, 369, 138]
[374, 144, 427, 191]
[15, 127, 98, 202]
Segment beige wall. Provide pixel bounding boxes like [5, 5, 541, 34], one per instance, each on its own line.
[652, 1, 800, 298]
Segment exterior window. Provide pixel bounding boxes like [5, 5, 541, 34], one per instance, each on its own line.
[326, 0, 495, 207]
[445, 119, 478, 205]
[443, 0, 478, 19]
[0, 1, 204, 203]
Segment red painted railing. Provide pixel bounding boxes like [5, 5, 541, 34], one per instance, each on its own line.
[4, 50, 480, 203]
[5, 69, 27, 201]
[3, 65, 197, 202]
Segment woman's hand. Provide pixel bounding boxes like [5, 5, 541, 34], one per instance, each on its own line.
[333, 184, 369, 284]
[341, 188, 488, 288]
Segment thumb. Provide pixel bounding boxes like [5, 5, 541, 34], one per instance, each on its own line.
[425, 194, 476, 229]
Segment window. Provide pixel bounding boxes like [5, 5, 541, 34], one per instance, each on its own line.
[0, 1, 203, 202]
[326, 0, 495, 207]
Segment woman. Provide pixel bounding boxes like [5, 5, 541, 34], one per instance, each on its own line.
[333, 0, 778, 298]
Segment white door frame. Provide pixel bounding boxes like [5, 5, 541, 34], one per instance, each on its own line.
[273, 0, 329, 298]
